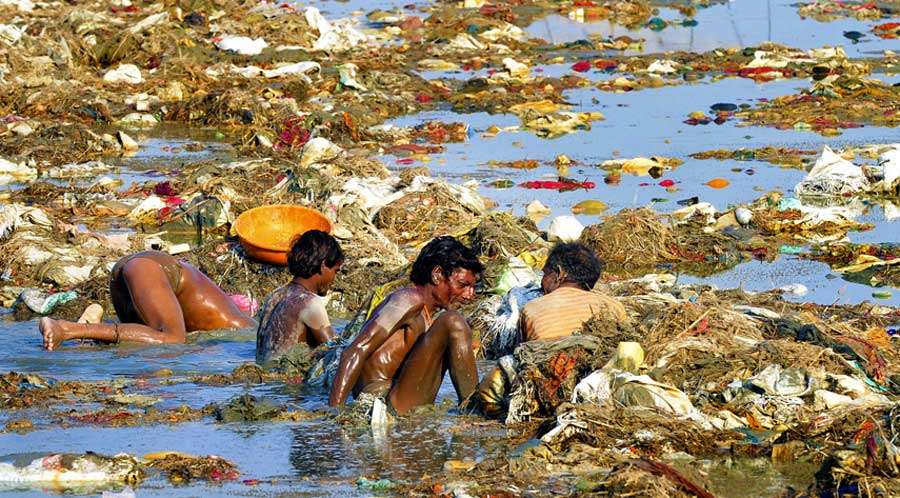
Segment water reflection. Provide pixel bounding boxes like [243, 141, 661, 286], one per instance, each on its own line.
[289, 415, 488, 481]
[527, 1, 900, 57]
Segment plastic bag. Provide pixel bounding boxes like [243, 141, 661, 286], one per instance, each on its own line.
[795, 146, 869, 196]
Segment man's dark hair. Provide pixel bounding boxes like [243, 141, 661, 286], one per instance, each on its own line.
[288, 229, 344, 278]
[410, 236, 484, 285]
[545, 242, 604, 290]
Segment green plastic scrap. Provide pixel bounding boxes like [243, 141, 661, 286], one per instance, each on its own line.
[20, 289, 78, 314]
[356, 477, 396, 490]
[489, 179, 514, 188]
[850, 361, 891, 392]
[779, 245, 805, 255]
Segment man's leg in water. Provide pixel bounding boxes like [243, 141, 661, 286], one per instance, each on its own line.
[41, 258, 187, 350]
[387, 311, 478, 415]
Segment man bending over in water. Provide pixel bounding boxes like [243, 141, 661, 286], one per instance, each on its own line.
[329, 236, 483, 415]
[40, 250, 255, 350]
[256, 230, 344, 364]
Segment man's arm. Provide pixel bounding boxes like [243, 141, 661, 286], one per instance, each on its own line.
[328, 291, 422, 406]
[301, 297, 335, 346]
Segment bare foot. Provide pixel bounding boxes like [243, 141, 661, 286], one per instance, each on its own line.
[39, 317, 66, 351]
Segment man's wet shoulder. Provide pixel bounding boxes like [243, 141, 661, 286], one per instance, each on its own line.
[381, 286, 424, 307]
[271, 283, 317, 304]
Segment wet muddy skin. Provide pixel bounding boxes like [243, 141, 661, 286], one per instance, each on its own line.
[2, 0, 900, 496]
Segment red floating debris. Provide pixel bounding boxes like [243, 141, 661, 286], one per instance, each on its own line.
[571, 60, 592, 73]
[520, 179, 595, 190]
[594, 59, 618, 70]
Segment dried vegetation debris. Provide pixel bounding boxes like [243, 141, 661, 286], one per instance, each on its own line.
[689, 146, 819, 168]
[737, 76, 900, 135]
[2, 0, 900, 496]
[450, 281, 900, 497]
[145, 452, 239, 483]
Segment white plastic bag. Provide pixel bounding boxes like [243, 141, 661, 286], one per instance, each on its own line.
[795, 146, 869, 196]
[215, 35, 268, 55]
[547, 215, 584, 242]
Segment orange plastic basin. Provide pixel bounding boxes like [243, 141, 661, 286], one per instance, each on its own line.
[233, 205, 332, 266]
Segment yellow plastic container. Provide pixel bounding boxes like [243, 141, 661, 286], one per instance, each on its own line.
[233, 205, 332, 266]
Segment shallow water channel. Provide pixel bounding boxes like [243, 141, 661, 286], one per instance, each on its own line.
[0, 320, 508, 497]
[2, 0, 900, 496]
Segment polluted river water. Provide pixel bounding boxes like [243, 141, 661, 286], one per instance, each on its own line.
[2, 0, 900, 496]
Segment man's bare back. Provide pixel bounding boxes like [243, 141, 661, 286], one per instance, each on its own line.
[256, 282, 333, 364]
[254, 230, 343, 365]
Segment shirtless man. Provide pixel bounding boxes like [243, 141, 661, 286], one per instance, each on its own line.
[256, 230, 343, 364]
[40, 250, 255, 350]
[328, 236, 483, 415]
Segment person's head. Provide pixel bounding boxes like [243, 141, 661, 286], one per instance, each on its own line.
[410, 236, 483, 308]
[541, 242, 603, 294]
[287, 229, 344, 295]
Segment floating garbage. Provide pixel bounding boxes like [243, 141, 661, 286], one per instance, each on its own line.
[20, 289, 78, 314]
[571, 200, 608, 215]
[704, 178, 730, 189]
[144, 452, 238, 483]
[520, 179, 595, 190]
[0, 453, 144, 490]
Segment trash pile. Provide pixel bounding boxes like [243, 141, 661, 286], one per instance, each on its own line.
[59, 405, 210, 428]
[0, 141, 496, 319]
[0, 453, 145, 490]
[808, 242, 900, 290]
[0, 450, 239, 491]
[213, 393, 316, 423]
[793, 144, 900, 198]
[797, 0, 886, 22]
[144, 452, 238, 483]
[2, 0, 900, 496]
[0, 371, 102, 409]
[574, 188, 871, 278]
[438, 278, 900, 497]
[738, 77, 900, 135]
[689, 146, 819, 169]
[558, 43, 878, 92]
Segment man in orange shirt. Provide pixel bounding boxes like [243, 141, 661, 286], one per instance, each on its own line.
[478, 242, 626, 417]
[520, 242, 626, 342]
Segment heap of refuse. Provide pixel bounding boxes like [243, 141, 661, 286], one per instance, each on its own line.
[432, 276, 900, 497]
[1, 0, 899, 496]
